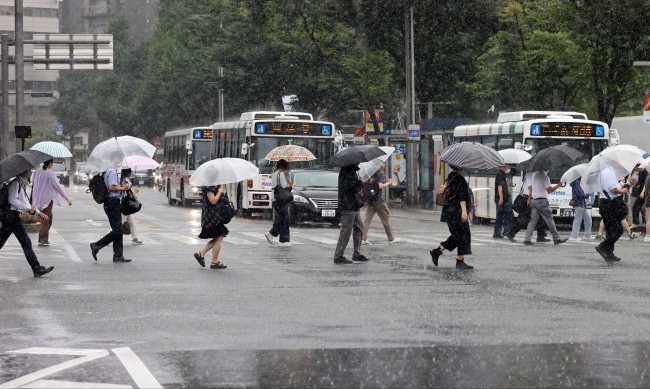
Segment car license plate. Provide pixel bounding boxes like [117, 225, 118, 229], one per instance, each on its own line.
[139, 180, 144, 185]
[559, 208, 574, 217]
[321, 209, 335, 217]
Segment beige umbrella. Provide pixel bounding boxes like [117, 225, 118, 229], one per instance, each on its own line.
[264, 145, 316, 162]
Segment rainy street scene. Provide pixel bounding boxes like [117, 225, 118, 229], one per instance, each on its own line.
[2, 1, 650, 388]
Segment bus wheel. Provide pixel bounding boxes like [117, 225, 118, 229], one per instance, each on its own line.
[167, 180, 174, 205]
[180, 188, 188, 207]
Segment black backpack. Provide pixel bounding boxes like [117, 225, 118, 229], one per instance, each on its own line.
[361, 178, 381, 203]
[0, 180, 12, 219]
[87, 173, 109, 204]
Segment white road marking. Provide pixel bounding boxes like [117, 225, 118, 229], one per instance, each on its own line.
[111, 347, 162, 389]
[85, 220, 103, 227]
[23, 379, 131, 388]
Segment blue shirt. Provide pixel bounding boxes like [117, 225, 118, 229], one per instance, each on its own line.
[104, 166, 122, 198]
[570, 178, 589, 208]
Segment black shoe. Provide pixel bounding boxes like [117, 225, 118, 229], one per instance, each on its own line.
[523, 241, 534, 246]
[536, 237, 551, 242]
[492, 235, 504, 239]
[352, 254, 369, 262]
[609, 255, 622, 262]
[113, 257, 132, 263]
[554, 238, 568, 245]
[456, 260, 474, 270]
[33, 265, 54, 277]
[506, 234, 517, 243]
[90, 243, 100, 261]
[430, 248, 441, 267]
[595, 245, 612, 261]
[194, 252, 205, 267]
[334, 256, 353, 264]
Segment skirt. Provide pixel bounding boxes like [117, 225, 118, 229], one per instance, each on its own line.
[198, 223, 229, 240]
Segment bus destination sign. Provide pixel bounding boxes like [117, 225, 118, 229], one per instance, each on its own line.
[254, 122, 333, 137]
[193, 129, 213, 140]
[530, 122, 605, 138]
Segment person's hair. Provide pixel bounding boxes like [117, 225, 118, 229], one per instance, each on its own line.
[276, 159, 289, 170]
[121, 168, 132, 177]
[449, 164, 461, 171]
[43, 159, 53, 169]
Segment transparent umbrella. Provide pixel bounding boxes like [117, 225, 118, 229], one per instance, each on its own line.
[581, 144, 646, 193]
[560, 163, 588, 185]
[498, 148, 532, 165]
[189, 158, 259, 186]
[89, 136, 156, 162]
[121, 155, 160, 171]
[358, 146, 395, 180]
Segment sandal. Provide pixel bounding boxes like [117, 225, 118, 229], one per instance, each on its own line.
[210, 261, 227, 269]
[194, 253, 205, 267]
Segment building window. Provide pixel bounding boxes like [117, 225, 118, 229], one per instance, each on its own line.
[0, 6, 13, 16]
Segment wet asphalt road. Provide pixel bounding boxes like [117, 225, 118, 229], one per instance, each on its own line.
[1, 185, 650, 388]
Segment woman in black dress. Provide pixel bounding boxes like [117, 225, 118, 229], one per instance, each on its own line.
[430, 165, 473, 269]
[194, 185, 229, 269]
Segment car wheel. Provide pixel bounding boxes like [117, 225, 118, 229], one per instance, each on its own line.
[167, 179, 174, 205]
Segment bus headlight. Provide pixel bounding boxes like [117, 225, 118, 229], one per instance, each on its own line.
[192, 186, 201, 193]
[293, 194, 309, 204]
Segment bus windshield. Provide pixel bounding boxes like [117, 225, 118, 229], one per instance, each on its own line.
[189, 141, 211, 170]
[525, 138, 609, 181]
[251, 137, 334, 174]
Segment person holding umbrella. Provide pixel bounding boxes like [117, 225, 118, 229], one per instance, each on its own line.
[194, 185, 229, 269]
[0, 170, 54, 277]
[596, 166, 629, 262]
[265, 159, 293, 247]
[333, 164, 368, 264]
[31, 159, 73, 247]
[522, 170, 568, 246]
[569, 177, 592, 240]
[429, 165, 474, 269]
[493, 165, 515, 239]
[90, 152, 132, 263]
[361, 162, 398, 245]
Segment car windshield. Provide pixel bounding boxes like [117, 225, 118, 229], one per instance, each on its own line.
[293, 171, 339, 188]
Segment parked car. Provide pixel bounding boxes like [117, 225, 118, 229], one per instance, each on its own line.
[52, 163, 70, 186]
[73, 164, 90, 185]
[285, 169, 340, 226]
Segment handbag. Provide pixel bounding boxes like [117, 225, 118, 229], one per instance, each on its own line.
[512, 194, 529, 214]
[569, 198, 577, 207]
[436, 176, 458, 206]
[122, 221, 131, 235]
[121, 190, 142, 216]
[273, 172, 294, 204]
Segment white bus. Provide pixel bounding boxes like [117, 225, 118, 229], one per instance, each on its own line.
[162, 127, 213, 206]
[211, 111, 336, 216]
[453, 111, 616, 223]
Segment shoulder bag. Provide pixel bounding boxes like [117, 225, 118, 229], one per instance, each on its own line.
[121, 190, 142, 216]
[273, 172, 294, 204]
[436, 176, 457, 206]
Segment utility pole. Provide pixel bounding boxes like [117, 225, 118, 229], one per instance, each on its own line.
[1, 34, 9, 156]
[14, 0, 24, 153]
[405, 6, 418, 206]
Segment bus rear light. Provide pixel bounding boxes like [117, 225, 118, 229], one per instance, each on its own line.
[252, 193, 270, 201]
[247, 179, 253, 188]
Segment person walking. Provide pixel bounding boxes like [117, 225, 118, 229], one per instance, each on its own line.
[194, 185, 228, 269]
[121, 168, 143, 245]
[596, 166, 629, 261]
[429, 165, 474, 269]
[493, 165, 515, 239]
[31, 159, 72, 247]
[641, 172, 650, 243]
[90, 153, 132, 263]
[630, 166, 647, 229]
[361, 162, 399, 245]
[522, 171, 568, 246]
[0, 170, 54, 277]
[569, 177, 592, 240]
[265, 159, 292, 247]
[333, 164, 368, 264]
[506, 172, 549, 243]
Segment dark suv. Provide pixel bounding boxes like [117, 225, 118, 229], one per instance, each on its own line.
[286, 169, 340, 226]
[52, 163, 70, 186]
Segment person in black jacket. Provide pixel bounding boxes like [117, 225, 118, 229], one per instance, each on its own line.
[333, 164, 368, 264]
[429, 165, 473, 269]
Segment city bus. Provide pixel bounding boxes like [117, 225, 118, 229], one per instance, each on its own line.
[211, 111, 336, 216]
[162, 126, 212, 206]
[452, 111, 617, 223]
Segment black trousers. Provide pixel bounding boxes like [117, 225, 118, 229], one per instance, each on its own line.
[0, 211, 41, 270]
[632, 196, 646, 225]
[599, 198, 624, 255]
[94, 198, 123, 258]
[270, 201, 290, 243]
[442, 218, 472, 256]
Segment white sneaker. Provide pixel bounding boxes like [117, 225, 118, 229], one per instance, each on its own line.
[644, 235, 650, 243]
[131, 239, 143, 245]
[629, 232, 640, 240]
[568, 237, 581, 242]
[277, 242, 291, 247]
[361, 240, 372, 245]
[265, 232, 276, 246]
[388, 238, 402, 245]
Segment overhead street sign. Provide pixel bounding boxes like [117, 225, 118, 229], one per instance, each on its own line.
[31, 34, 113, 70]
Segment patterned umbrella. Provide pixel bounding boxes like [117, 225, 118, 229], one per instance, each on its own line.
[30, 141, 73, 158]
[439, 142, 505, 170]
[264, 145, 317, 162]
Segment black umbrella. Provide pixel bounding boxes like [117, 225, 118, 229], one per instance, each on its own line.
[327, 145, 386, 167]
[439, 142, 505, 170]
[0, 150, 52, 183]
[518, 145, 582, 172]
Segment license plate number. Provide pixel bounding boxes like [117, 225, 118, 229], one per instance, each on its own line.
[139, 180, 144, 185]
[321, 209, 335, 217]
[559, 208, 574, 217]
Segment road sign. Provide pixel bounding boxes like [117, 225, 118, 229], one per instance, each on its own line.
[408, 124, 420, 141]
[32, 34, 113, 70]
[54, 123, 63, 135]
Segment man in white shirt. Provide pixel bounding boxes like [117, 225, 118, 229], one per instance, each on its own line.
[523, 171, 568, 245]
[0, 170, 54, 277]
[596, 166, 628, 261]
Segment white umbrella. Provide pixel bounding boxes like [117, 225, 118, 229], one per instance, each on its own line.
[189, 158, 259, 186]
[640, 156, 650, 170]
[498, 148, 532, 165]
[121, 155, 160, 171]
[30, 141, 73, 158]
[358, 146, 395, 180]
[89, 136, 156, 164]
[560, 163, 588, 185]
[581, 144, 646, 193]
